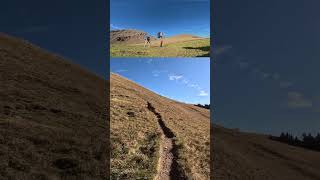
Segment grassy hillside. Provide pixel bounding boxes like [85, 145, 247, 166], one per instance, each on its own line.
[0, 33, 108, 179]
[212, 124, 320, 180]
[111, 38, 210, 57]
[110, 73, 210, 179]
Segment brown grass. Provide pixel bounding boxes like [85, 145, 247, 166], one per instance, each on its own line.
[212, 124, 320, 180]
[0, 33, 108, 179]
[110, 73, 210, 179]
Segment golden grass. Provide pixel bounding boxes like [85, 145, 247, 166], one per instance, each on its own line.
[110, 39, 210, 57]
[110, 80, 161, 179]
[1, 33, 108, 179]
[110, 73, 210, 179]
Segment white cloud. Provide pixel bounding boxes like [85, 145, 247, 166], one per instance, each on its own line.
[169, 74, 183, 81]
[110, 24, 123, 30]
[168, 73, 209, 98]
[199, 90, 208, 96]
[152, 70, 168, 77]
[188, 83, 198, 88]
[152, 72, 159, 77]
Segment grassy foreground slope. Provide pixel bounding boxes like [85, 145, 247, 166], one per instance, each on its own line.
[111, 38, 210, 57]
[0, 33, 108, 179]
[111, 73, 210, 179]
[212, 125, 320, 180]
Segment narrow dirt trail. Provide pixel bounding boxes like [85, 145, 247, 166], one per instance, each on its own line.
[147, 102, 186, 180]
[155, 131, 174, 180]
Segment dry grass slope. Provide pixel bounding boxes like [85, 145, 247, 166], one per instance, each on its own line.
[111, 73, 210, 179]
[212, 124, 320, 180]
[110, 34, 210, 57]
[0, 33, 108, 179]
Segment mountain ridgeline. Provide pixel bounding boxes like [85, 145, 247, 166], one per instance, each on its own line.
[270, 132, 320, 152]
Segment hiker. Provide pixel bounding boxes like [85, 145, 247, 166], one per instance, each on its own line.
[157, 32, 165, 47]
[144, 35, 151, 48]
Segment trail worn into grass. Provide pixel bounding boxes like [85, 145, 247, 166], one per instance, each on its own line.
[111, 73, 210, 179]
[147, 102, 186, 180]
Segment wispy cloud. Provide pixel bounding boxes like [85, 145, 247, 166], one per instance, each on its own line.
[152, 70, 167, 77]
[280, 81, 293, 88]
[287, 91, 313, 109]
[188, 83, 201, 90]
[225, 52, 296, 91]
[169, 74, 183, 81]
[199, 90, 208, 96]
[182, 79, 189, 84]
[168, 73, 208, 97]
[216, 45, 320, 113]
[110, 24, 124, 30]
[152, 71, 160, 77]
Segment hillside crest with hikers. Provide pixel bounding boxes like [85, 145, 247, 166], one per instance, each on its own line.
[110, 29, 210, 57]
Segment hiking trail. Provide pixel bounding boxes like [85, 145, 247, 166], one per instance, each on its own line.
[147, 102, 186, 180]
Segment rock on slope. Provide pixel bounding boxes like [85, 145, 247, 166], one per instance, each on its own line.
[110, 73, 210, 179]
[110, 29, 156, 44]
[0, 33, 108, 179]
[212, 124, 320, 180]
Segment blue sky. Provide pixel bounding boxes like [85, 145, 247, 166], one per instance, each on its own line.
[111, 58, 210, 104]
[213, 0, 320, 136]
[110, 0, 210, 37]
[0, 1, 107, 78]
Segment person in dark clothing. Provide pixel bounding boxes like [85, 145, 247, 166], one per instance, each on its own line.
[144, 35, 151, 48]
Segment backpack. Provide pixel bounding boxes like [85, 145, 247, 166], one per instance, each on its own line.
[157, 32, 163, 38]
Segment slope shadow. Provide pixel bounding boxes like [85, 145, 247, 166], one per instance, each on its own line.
[183, 46, 210, 57]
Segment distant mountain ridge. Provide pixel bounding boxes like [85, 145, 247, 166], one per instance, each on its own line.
[110, 29, 205, 45]
[110, 29, 156, 44]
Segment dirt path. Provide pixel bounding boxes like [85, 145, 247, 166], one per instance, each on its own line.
[147, 102, 186, 180]
[155, 131, 174, 180]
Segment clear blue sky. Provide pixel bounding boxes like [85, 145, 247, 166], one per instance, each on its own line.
[1, 1, 107, 78]
[214, 0, 320, 136]
[110, 0, 210, 37]
[111, 58, 210, 104]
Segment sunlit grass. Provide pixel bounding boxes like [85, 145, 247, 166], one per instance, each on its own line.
[110, 39, 210, 57]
